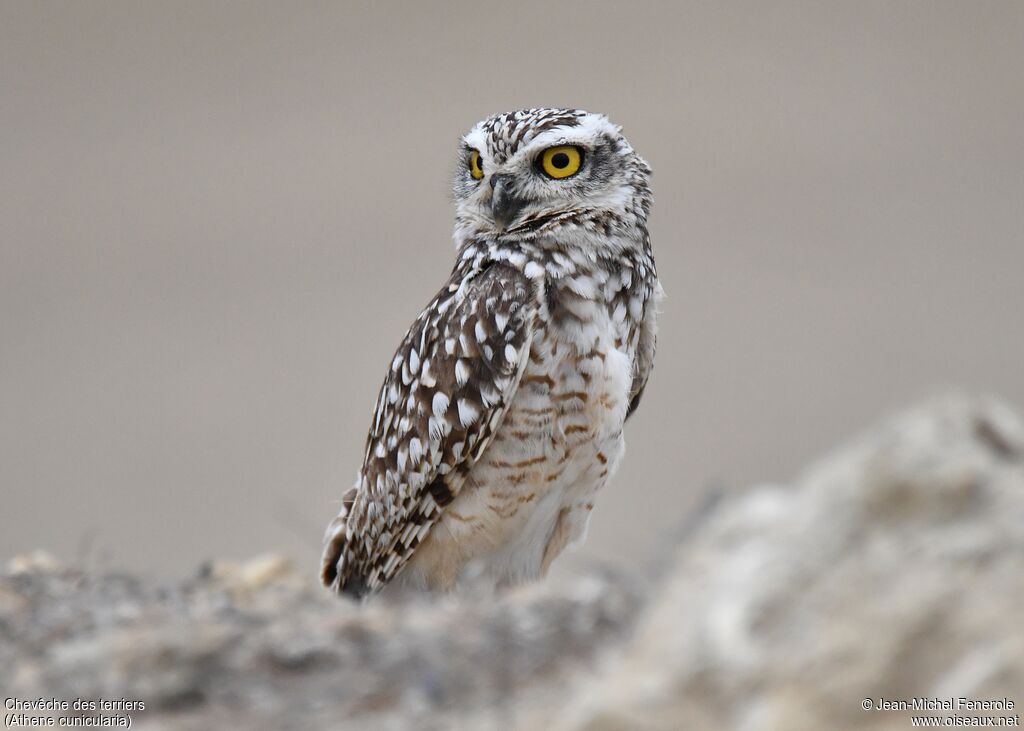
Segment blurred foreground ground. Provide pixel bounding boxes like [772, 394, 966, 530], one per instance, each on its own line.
[2, 393, 1023, 730]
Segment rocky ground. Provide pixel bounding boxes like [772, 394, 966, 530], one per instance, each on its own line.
[2, 393, 1022, 730]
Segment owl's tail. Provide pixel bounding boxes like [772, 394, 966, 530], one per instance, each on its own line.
[320, 486, 366, 598]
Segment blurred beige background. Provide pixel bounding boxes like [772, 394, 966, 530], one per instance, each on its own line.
[1, 1, 1021, 578]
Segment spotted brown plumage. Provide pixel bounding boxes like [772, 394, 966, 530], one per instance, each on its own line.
[321, 258, 541, 596]
[322, 108, 661, 598]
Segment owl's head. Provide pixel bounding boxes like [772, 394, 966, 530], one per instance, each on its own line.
[453, 108, 651, 249]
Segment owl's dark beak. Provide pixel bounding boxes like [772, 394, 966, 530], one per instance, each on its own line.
[489, 174, 526, 231]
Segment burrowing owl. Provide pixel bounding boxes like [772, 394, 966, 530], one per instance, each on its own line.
[321, 108, 661, 598]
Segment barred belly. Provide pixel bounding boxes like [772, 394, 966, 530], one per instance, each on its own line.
[399, 300, 634, 592]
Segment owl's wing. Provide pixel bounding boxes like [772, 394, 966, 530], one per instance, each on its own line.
[321, 260, 540, 597]
[626, 279, 663, 420]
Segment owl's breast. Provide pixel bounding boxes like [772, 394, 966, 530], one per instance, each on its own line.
[450, 307, 632, 551]
[397, 271, 640, 591]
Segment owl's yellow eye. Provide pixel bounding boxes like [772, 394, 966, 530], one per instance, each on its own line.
[539, 145, 583, 179]
[468, 149, 484, 180]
